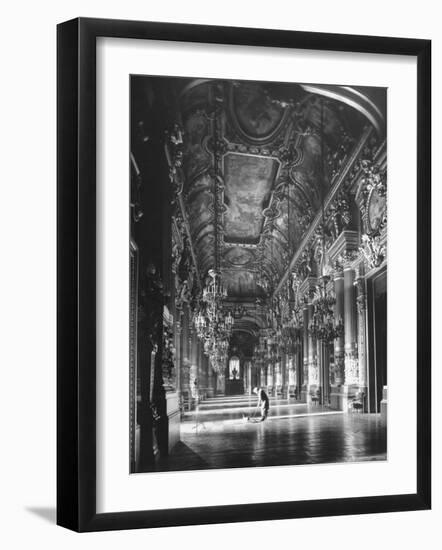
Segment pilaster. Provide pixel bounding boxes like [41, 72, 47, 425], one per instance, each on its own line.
[329, 230, 360, 411]
[302, 304, 309, 393]
[333, 268, 345, 386]
[299, 277, 318, 403]
[355, 267, 368, 410]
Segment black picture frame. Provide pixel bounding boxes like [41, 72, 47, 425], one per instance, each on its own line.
[57, 17, 431, 532]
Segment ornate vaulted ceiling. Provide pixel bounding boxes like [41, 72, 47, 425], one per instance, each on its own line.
[173, 78, 385, 337]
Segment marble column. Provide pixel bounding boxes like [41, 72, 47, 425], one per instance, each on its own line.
[180, 306, 191, 408]
[319, 340, 331, 405]
[330, 269, 345, 410]
[204, 354, 210, 397]
[267, 361, 274, 395]
[302, 304, 309, 401]
[197, 340, 205, 400]
[207, 363, 215, 397]
[216, 369, 225, 395]
[343, 265, 359, 410]
[190, 329, 199, 404]
[297, 343, 304, 398]
[308, 302, 319, 393]
[281, 354, 286, 397]
[333, 269, 345, 385]
[249, 362, 255, 395]
[327, 232, 361, 410]
[244, 361, 251, 395]
[287, 355, 295, 399]
[260, 364, 267, 387]
[186, 309, 195, 408]
[355, 269, 368, 410]
[276, 361, 282, 395]
[174, 314, 182, 402]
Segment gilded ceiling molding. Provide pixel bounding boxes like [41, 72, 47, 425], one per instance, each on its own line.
[298, 276, 318, 301]
[177, 199, 202, 289]
[226, 83, 292, 145]
[355, 157, 387, 237]
[273, 125, 374, 297]
[354, 146, 387, 272]
[165, 125, 202, 290]
[327, 230, 360, 265]
[359, 233, 386, 270]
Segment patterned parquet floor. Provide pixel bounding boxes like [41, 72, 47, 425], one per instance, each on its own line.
[157, 395, 387, 472]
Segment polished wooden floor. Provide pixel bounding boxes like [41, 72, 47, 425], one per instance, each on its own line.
[157, 395, 387, 472]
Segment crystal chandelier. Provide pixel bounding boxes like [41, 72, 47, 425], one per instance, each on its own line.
[252, 330, 268, 364]
[194, 275, 233, 373]
[307, 100, 344, 344]
[203, 269, 227, 304]
[267, 332, 281, 364]
[308, 275, 344, 342]
[280, 303, 303, 354]
[192, 88, 233, 373]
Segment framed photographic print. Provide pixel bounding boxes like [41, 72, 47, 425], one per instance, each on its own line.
[57, 17, 431, 532]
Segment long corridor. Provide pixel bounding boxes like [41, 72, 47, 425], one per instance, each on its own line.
[129, 77, 389, 475]
[157, 395, 387, 472]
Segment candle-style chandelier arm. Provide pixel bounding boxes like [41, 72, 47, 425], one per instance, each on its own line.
[307, 276, 344, 342]
[193, 268, 233, 373]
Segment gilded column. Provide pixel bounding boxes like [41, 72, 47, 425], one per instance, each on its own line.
[301, 303, 310, 402]
[302, 303, 309, 389]
[275, 361, 281, 395]
[280, 354, 286, 396]
[333, 267, 345, 386]
[261, 364, 267, 387]
[285, 354, 290, 397]
[187, 308, 197, 407]
[343, 258, 359, 412]
[246, 361, 252, 395]
[181, 305, 191, 407]
[319, 340, 331, 405]
[308, 302, 319, 388]
[204, 354, 210, 397]
[190, 328, 198, 392]
[174, 314, 182, 400]
[290, 353, 297, 397]
[298, 338, 304, 393]
[216, 367, 225, 395]
[267, 361, 274, 395]
[327, 231, 360, 410]
[207, 363, 214, 397]
[355, 268, 368, 404]
[197, 340, 205, 400]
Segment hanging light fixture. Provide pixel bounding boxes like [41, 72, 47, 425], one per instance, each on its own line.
[193, 86, 232, 372]
[308, 276, 344, 341]
[307, 99, 344, 343]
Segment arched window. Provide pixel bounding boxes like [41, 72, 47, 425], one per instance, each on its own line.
[229, 356, 240, 380]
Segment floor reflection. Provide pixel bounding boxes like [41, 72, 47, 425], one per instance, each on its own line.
[157, 395, 387, 472]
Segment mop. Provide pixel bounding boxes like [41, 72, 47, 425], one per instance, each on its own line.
[243, 403, 261, 423]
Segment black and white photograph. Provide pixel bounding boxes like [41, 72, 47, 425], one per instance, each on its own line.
[129, 76, 388, 474]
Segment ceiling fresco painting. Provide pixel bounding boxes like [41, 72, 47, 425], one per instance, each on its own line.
[223, 153, 279, 244]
